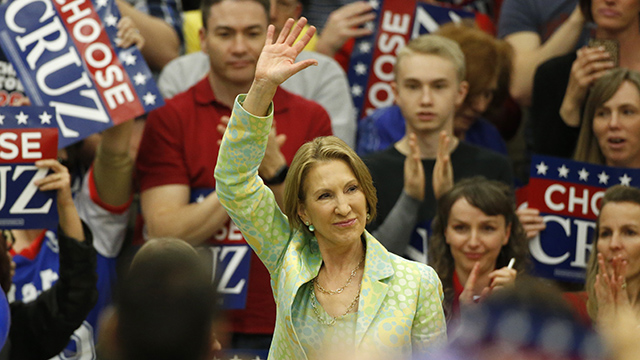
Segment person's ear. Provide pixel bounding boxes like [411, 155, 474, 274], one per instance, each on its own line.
[503, 222, 512, 246]
[297, 203, 308, 224]
[199, 27, 207, 53]
[455, 80, 469, 107]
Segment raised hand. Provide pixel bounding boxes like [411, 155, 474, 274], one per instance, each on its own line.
[432, 131, 453, 200]
[403, 133, 424, 201]
[244, 18, 317, 116]
[516, 206, 546, 239]
[315, 1, 375, 57]
[560, 46, 614, 127]
[459, 262, 490, 306]
[34, 159, 84, 241]
[254, 17, 318, 88]
[116, 16, 145, 50]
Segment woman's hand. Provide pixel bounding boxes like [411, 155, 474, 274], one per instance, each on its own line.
[244, 18, 318, 116]
[459, 262, 491, 306]
[254, 18, 318, 89]
[116, 16, 145, 50]
[595, 253, 630, 328]
[432, 131, 453, 200]
[404, 133, 424, 201]
[560, 46, 614, 127]
[488, 266, 517, 291]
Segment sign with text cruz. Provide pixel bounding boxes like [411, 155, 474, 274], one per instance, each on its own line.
[0, 106, 59, 229]
[0, 0, 163, 148]
[526, 155, 640, 282]
[347, 1, 475, 119]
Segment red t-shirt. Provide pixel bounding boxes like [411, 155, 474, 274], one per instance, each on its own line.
[136, 77, 332, 334]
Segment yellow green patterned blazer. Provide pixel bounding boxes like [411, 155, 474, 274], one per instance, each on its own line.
[215, 96, 447, 360]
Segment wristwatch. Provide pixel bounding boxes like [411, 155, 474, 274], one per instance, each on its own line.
[264, 164, 289, 185]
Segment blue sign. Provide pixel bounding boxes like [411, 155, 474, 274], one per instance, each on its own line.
[0, 106, 59, 229]
[526, 155, 640, 282]
[191, 188, 252, 310]
[0, 0, 163, 148]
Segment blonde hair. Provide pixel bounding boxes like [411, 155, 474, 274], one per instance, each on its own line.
[395, 34, 466, 83]
[574, 68, 640, 165]
[283, 136, 377, 233]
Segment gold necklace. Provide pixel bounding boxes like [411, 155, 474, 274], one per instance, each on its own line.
[310, 281, 361, 326]
[314, 255, 365, 295]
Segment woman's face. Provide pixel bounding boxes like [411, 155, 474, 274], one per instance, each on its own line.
[445, 198, 511, 276]
[297, 160, 368, 249]
[593, 81, 640, 168]
[597, 201, 640, 281]
[454, 76, 498, 135]
[592, 0, 640, 33]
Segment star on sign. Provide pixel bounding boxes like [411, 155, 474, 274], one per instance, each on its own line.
[536, 161, 548, 175]
[121, 52, 137, 66]
[133, 72, 147, 85]
[351, 84, 363, 97]
[358, 41, 372, 54]
[557, 164, 569, 178]
[96, 0, 108, 8]
[364, 21, 375, 32]
[16, 111, 29, 125]
[39, 111, 52, 124]
[619, 174, 632, 186]
[369, 0, 379, 9]
[196, 194, 205, 203]
[104, 13, 118, 27]
[598, 171, 609, 185]
[578, 168, 589, 181]
[0, 114, 4, 125]
[354, 62, 367, 76]
[143, 92, 157, 105]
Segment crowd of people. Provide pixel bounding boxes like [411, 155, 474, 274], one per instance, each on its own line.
[2, 0, 640, 359]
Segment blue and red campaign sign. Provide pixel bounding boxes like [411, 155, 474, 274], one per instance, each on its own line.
[525, 155, 640, 282]
[347, 1, 476, 119]
[0, 0, 163, 148]
[191, 188, 251, 310]
[0, 106, 59, 229]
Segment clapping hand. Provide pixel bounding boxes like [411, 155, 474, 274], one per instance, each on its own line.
[432, 131, 453, 200]
[404, 133, 424, 201]
[595, 253, 630, 328]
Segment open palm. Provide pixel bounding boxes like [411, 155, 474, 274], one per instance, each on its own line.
[255, 17, 318, 87]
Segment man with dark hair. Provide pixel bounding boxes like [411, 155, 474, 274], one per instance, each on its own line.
[136, 0, 332, 350]
[99, 239, 219, 360]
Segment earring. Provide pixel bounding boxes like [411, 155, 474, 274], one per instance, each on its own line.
[305, 221, 315, 232]
[366, 213, 371, 220]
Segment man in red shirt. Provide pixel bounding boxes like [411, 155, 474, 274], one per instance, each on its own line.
[135, 0, 332, 350]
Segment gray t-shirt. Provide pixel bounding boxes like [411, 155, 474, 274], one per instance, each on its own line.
[497, 0, 590, 46]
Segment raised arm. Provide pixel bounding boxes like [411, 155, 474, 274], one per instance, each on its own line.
[504, 5, 586, 107]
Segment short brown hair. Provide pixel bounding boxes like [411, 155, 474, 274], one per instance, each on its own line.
[283, 136, 377, 233]
[201, 0, 270, 30]
[574, 68, 640, 165]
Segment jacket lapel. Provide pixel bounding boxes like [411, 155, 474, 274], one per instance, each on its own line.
[355, 232, 394, 346]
